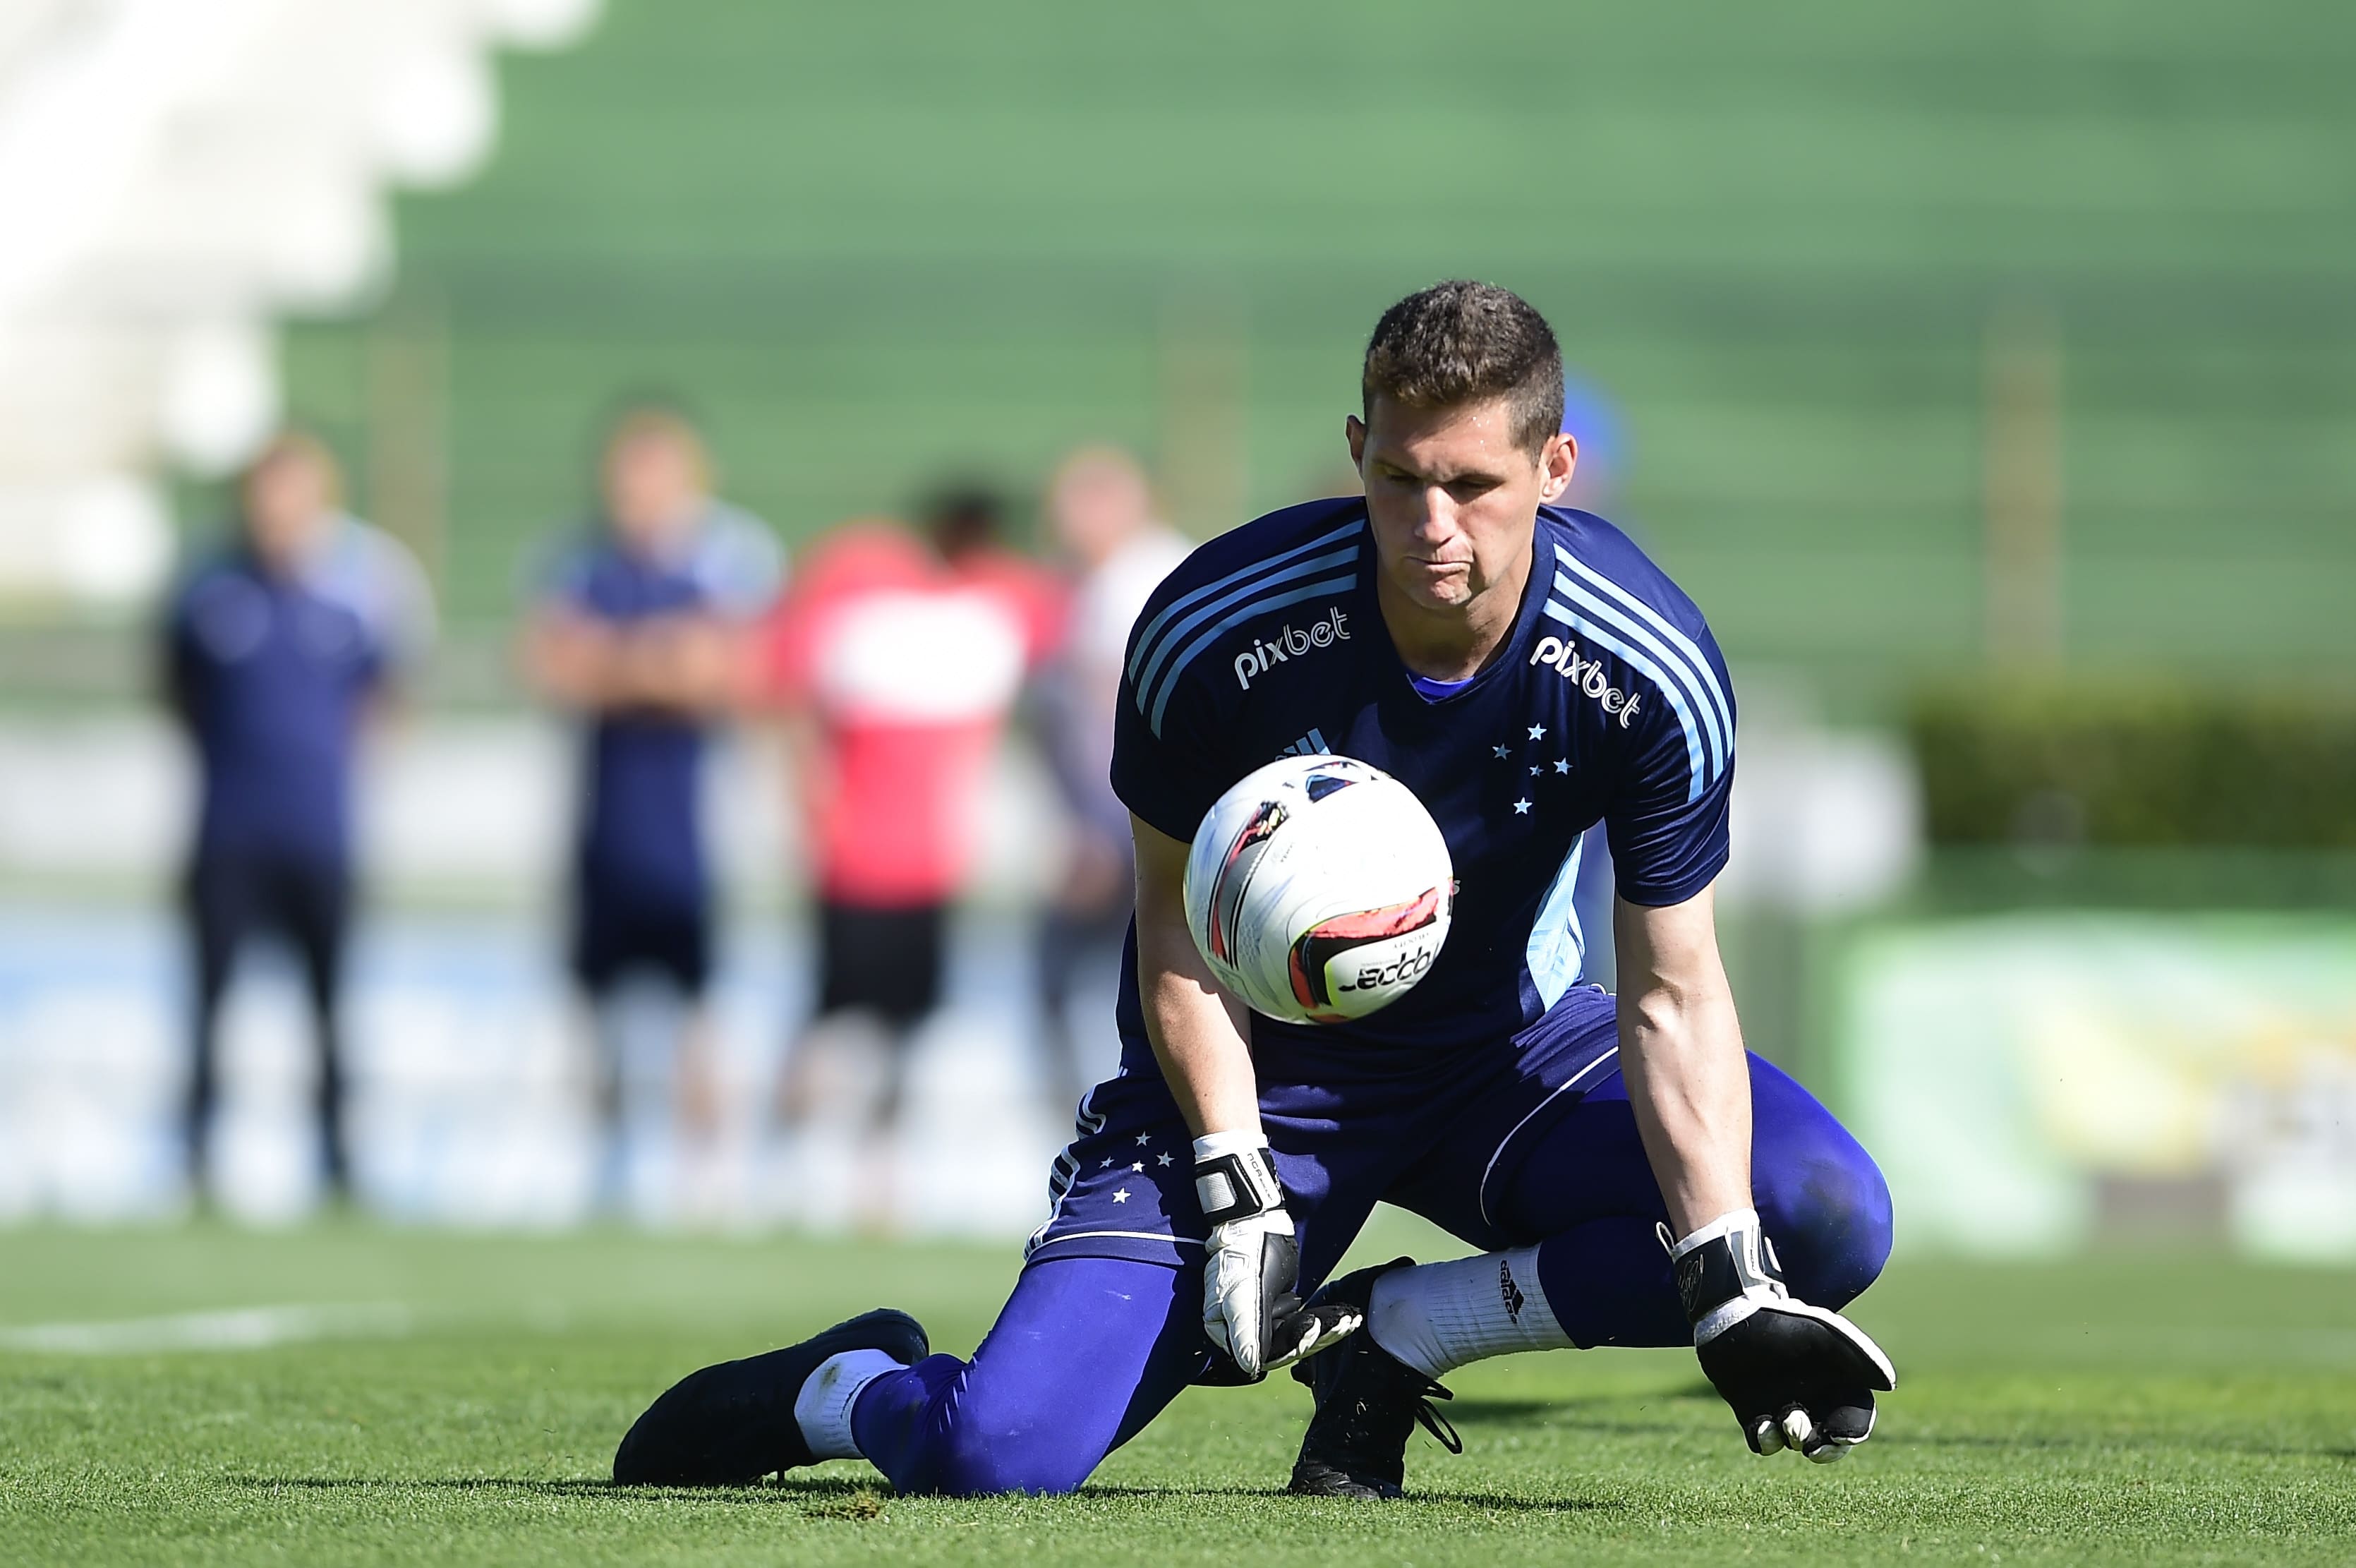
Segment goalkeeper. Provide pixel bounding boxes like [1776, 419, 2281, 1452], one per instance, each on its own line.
[615, 281, 1895, 1498]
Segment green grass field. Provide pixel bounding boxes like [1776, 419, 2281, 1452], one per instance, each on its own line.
[5, 1219, 2352, 1566]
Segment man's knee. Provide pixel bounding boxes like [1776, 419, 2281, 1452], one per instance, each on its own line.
[1758, 1137, 1892, 1310]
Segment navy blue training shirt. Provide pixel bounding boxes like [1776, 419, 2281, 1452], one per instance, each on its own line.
[546, 512, 779, 914]
[1111, 497, 1735, 1057]
[167, 547, 388, 867]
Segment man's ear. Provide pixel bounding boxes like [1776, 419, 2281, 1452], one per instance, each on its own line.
[1538, 432, 1578, 504]
[1346, 414, 1368, 473]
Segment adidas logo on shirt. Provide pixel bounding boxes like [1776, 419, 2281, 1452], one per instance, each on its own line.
[1278, 728, 1331, 759]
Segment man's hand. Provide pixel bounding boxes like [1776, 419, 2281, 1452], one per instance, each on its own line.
[1195, 1131, 1361, 1380]
[1670, 1209, 1895, 1462]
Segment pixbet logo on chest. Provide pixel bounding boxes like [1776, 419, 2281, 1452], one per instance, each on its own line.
[1530, 635, 1644, 728]
[1233, 605, 1350, 690]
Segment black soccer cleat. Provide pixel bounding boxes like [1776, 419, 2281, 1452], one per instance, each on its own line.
[1287, 1258, 1461, 1500]
[612, 1308, 928, 1485]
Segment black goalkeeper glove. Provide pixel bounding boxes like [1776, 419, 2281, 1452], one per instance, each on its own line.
[1194, 1131, 1363, 1381]
[1667, 1209, 1896, 1463]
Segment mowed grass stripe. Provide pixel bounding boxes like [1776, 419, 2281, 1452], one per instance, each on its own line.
[3, 1225, 2355, 1564]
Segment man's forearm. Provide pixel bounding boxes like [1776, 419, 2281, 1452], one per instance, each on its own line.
[1128, 813, 1262, 1139]
[1618, 977, 1753, 1235]
[1137, 922, 1262, 1138]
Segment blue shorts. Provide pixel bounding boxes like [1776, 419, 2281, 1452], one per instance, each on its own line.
[1026, 982, 1621, 1289]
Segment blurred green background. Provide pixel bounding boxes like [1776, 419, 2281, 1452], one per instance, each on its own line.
[280, 0, 2356, 708]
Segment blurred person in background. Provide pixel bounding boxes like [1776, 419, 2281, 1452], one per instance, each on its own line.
[763, 487, 1059, 1226]
[162, 430, 435, 1206]
[521, 407, 781, 1214]
[1028, 448, 1189, 1113]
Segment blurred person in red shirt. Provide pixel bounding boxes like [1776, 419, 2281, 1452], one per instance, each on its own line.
[1027, 449, 1190, 1113]
[763, 486, 1059, 1221]
[521, 408, 781, 1214]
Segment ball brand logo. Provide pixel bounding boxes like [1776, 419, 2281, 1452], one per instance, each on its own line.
[1334, 942, 1437, 994]
[1529, 635, 1644, 728]
[1233, 606, 1351, 690]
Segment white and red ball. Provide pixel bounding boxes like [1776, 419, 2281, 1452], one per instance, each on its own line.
[1182, 754, 1455, 1025]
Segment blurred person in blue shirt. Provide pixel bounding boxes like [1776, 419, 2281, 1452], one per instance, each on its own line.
[522, 408, 781, 1211]
[162, 430, 435, 1205]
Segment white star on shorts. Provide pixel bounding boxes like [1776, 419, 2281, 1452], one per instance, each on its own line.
[1099, 1158, 1113, 1168]
[1492, 744, 1511, 759]
[1156, 1153, 1173, 1166]
[1113, 1188, 1132, 1204]
[1513, 798, 1533, 814]
[1131, 1162, 1144, 1172]
[1135, 1133, 1152, 1146]
[1528, 724, 1547, 740]
[1554, 759, 1571, 774]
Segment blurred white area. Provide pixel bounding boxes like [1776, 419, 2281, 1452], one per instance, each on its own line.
[0, 712, 1070, 910]
[1722, 728, 1921, 915]
[0, 0, 604, 606]
[0, 713, 1089, 1233]
[0, 903, 1083, 1234]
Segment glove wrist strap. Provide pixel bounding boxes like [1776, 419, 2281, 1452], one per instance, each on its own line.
[1663, 1207, 1789, 1344]
[1193, 1135, 1283, 1226]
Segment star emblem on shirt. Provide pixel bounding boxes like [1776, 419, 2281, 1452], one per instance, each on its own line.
[1135, 1133, 1152, 1147]
[1513, 798, 1533, 814]
[1492, 744, 1511, 759]
[1156, 1153, 1173, 1167]
[1554, 759, 1571, 774]
[1099, 1157, 1113, 1168]
[1130, 1162, 1145, 1172]
[1113, 1188, 1132, 1204]
[1528, 724, 1547, 740]
[1528, 765, 1541, 776]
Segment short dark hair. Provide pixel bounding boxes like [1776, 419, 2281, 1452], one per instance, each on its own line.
[1361, 281, 1564, 454]
[921, 479, 1006, 562]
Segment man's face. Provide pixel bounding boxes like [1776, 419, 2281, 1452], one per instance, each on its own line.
[242, 452, 334, 573]
[603, 431, 703, 551]
[1348, 394, 1573, 616]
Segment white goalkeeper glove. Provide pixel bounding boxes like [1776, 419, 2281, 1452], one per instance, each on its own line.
[1193, 1130, 1363, 1380]
[1668, 1209, 1897, 1463]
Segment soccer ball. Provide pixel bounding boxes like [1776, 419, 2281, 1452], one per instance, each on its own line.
[1183, 754, 1455, 1025]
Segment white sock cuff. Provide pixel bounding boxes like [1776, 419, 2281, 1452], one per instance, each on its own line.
[1495, 1244, 1568, 1348]
[1367, 1246, 1571, 1380]
[792, 1349, 905, 1461]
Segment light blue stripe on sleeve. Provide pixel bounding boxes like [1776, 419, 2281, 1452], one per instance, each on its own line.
[1126, 520, 1363, 690]
[1149, 574, 1360, 737]
[1132, 546, 1359, 713]
[1554, 545, 1733, 758]
[1551, 572, 1727, 778]
[1542, 598, 1710, 802]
